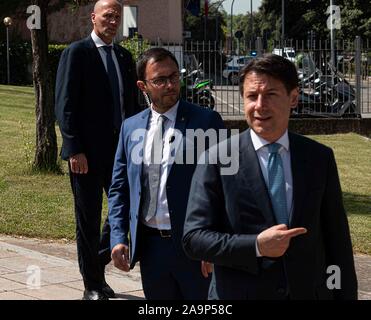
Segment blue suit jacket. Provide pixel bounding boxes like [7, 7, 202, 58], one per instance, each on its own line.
[55, 35, 140, 166]
[108, 100, 225, 267]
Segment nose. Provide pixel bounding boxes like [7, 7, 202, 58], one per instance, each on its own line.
[255, 94, 264, 110]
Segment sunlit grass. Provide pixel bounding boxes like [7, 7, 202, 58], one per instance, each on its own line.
[0, 85, 370, 254]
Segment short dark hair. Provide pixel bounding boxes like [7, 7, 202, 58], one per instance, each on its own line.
[239, 54, 299, 96]
[137, 47, 179, 81]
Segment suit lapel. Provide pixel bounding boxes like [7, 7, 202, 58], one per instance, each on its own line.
[238, 130, 276, 225]
[113, 45, 127, 77]
[85, 36, 111, 96]
[167, 100, 189, 178]
[288, 132, 308, 227]
[136, 109, 151, 181]
[113, 45, 127, 94]
[173, 100, 189, 137]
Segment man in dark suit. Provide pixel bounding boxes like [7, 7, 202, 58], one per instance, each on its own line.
[55, 0, 140, 300]
[108, 48, 225, 299]
[183, 54, 358, 300]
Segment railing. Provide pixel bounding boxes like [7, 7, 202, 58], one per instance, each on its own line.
[146, 38, 370, 118]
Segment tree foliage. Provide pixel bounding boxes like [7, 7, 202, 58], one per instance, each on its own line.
[257, 0, 371, 41]
[120, 34, 150, 61]
[184, 2, 226, 42]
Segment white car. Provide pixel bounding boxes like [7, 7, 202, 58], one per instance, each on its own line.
[222, 55, 254, 85]
[272, 47, 296, 62]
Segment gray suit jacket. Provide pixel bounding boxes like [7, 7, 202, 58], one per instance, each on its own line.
[183, 129, 357, 300]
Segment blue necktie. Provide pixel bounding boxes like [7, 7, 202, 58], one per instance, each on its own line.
[267, 143, 288, 225]
[103, 46, 122, 130]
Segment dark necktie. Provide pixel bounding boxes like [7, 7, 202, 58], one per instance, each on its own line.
[267, 143, 288, 225]
[103, 46, 122, 130]
[145, 115, 167, 222]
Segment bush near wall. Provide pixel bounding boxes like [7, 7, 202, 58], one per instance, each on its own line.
[0, 42, 67, 86]
[0, 42, 32, 85]
[48, 44, 67, 89]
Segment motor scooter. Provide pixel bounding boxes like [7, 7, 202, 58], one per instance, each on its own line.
[180, 63, 215, 109]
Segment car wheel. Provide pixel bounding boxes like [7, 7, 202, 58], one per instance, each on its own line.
[228, 73, 239, 85]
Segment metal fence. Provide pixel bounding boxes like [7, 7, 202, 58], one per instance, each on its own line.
[152, 37, 371, 118]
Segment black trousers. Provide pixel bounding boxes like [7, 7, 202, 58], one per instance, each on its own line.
[69, 162, 113, 291]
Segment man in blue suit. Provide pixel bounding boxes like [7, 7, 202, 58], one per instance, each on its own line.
[108, 48, 225, 299]
[183, 54, 357, 300]
[55, 0, 140, 300]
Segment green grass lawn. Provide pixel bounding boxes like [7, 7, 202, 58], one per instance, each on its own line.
[0, 84, 370, 254]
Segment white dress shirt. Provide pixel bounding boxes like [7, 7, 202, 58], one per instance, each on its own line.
[91, 31, 124, 108]
[141, 101, 180, 230]
[250, 129, 294, 256]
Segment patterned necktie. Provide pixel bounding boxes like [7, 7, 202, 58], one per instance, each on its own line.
[103, 46, 122, 130]
[145, 115, 167, 222]
[267, 143, 288, 225]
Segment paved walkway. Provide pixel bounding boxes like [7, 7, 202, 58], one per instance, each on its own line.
[0, 235, 144, 300]
[0, 235, 369, 300]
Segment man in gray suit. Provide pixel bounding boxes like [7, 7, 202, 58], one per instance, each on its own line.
[183, 54, 357, 300]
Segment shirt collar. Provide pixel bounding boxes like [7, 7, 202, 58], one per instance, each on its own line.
[150, 101, 179, 123]
[250, 129, 290, 152]
[91, 30, 113, 48]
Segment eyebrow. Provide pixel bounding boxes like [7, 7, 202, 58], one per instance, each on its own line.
[246, 87, 278, 93]
[153, 72, 179, 79]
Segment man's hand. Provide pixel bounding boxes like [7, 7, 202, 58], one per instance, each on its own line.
[257, 224, 307, 258]
[111, 244, 130, 272]
[201, 261, 213, 278]
[69, 153, 88, 174]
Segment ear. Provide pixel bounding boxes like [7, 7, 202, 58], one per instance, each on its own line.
[91, 12, 96, 25]
[137, 80, 147, 92]
[289, 87, 299, 109]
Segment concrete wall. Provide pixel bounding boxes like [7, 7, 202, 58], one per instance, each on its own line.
[48, 4, 94, 43]
[224, 118, 371, 138]
[125, 0, 182, 43]
[11, 0, 183, 44]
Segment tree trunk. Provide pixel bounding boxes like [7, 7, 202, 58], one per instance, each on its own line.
[30, 0, 59, 172]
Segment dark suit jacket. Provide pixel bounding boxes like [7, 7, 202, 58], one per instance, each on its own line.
[108, 100, 225, 268]
[55, 35, 139, 167]
[183, 129, 358, 300]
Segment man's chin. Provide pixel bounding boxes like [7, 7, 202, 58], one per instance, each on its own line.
[163, 96, 178, 105]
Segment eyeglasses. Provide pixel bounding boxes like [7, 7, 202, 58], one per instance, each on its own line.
[144, 73, 180, 88]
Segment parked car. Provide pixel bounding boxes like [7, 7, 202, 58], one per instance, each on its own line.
[272, 47, 296, 62]
[222, 55, 254, 85]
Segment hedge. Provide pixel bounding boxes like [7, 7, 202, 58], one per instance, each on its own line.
[0, 42, 67, 86]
